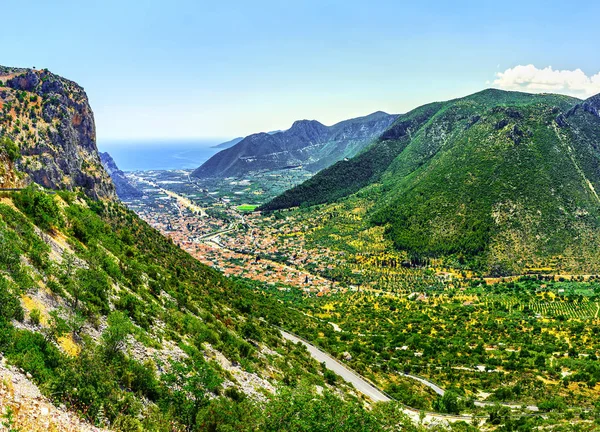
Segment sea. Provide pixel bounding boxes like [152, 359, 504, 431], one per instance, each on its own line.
[97, 139, 223, 172]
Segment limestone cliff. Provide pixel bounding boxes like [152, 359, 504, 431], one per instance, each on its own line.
[0, 66, 115, 199]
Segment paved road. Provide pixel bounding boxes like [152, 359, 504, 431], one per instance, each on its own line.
[198, 223, 237, 240]
[279, 329, 484, 426]
[280, 330, 391, 402]
[398, 372, 539, 412]
[399, 372, 445, 396]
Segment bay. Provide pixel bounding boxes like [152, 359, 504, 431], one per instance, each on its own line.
[98, 139, 224, 171]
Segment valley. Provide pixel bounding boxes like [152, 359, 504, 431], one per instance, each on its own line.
[2, 64, 600, 431]
[121, 166, 600, 428]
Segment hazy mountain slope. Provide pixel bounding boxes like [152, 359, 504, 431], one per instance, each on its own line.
[99, 151, 143, 199]
[212, 136, 244, 149]
[192, 111, 398, 178]
[212, 131, 282, 150]
[0, 66, 115, 199]
[262, 89, 600, 274]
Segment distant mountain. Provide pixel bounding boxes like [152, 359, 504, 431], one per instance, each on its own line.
[212, 137, 244, 149]
[261, 89, 600, 274]
[99, 152, 143, 199]
[212, 131, 283, 149]
[193, 112, 398, 178]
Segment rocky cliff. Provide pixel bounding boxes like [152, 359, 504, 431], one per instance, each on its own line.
[99, 152, 143, 199]
[192, 111, 398, 178]
[0, 66, 115, 199]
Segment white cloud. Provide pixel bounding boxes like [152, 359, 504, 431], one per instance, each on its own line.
[493, 64, 600, 98]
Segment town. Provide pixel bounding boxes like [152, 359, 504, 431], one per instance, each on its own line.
[124, 168, 347, 295]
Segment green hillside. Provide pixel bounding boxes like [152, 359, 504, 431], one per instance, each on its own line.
[0, 187, 419, 430]
[262, 90, 600, 274]
[258, 102, 445, 209]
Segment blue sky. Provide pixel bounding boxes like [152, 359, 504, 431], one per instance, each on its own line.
[3, 0, 599, 141]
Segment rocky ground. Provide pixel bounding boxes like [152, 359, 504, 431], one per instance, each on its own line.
[0, 357, 105, 432]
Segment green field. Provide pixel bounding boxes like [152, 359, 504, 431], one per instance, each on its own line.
[237, 204, 259, 212]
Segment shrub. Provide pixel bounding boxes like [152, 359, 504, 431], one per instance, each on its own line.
[0, 230, 21, 273]
[13, 186, 62, 231]
[29, 308, 41, 325]
[102, 311, 133, 357]
[74, 268, 111, 314]
[0, 136, 19, 161]
[0, 277, 23, 322]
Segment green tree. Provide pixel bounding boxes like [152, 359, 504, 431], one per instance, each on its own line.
[13, 186, 62, 231]
[434, 390, 462, 414]
[29, 308, 41, 325]
[0, 230, 20, 273]
[0, 136, 20, 161]
[42, 310, 69, 343]
[0, 277, 23, 322]
[161, 357, 223, 429]
[102, 311, 132, 357]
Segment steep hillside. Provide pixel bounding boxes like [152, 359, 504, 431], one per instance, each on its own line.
[0, 66, 417, 431]
[99, 151, 143, 200]
[1, 189, 397, 430]
[262, 90, 600, 274]
[192, 111, 398, 179]
[0, 67, 115, 199]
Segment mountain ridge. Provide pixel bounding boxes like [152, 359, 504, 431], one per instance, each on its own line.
[192, 111, 398, 178]
[261, 89, 600, 274]
[211, 136, 243, 149]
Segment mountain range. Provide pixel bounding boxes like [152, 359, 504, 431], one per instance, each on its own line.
[262, 89, 600, 274]
[193, 111, 398, 178]
[3, 64, 600, 430]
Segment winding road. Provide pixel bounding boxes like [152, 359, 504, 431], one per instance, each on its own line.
[399, 372, 445, 396]
[280, 330, 391, 402]
[279, 329, 484, 426]
[399, 372, 539, 412]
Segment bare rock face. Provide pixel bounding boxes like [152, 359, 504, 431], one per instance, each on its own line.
[0, 66, 116, 199]
[99, 152, 143, 199]
[583, 93, 600, 118]
[7, 70, 40, 91]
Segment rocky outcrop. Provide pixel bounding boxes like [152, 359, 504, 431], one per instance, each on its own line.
[582, 93, 600, 118]
[0, 360, 106, 432]
[0, 66, 115, 199]
[192, 111, 398, 178]
[561, 93, 600, 123]
[99, 152, 143, 199]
